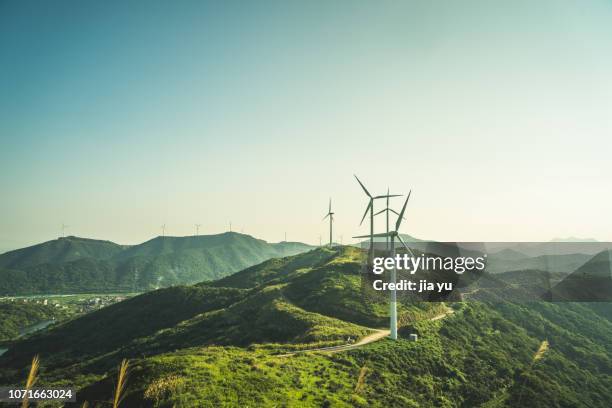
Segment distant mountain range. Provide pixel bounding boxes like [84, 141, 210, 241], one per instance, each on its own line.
[0, 233, 313, 295]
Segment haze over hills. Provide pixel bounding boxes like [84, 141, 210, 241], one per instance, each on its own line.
[0, 246, 611, 407]
[0, 233, 313, 295]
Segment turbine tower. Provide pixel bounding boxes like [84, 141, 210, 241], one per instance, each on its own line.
[195, 224, 202, 236]
[322, 198, 334, 247]
[160, 224, 166, 237]
[354, 175, 401, 259]
[354, 191, 413, 340]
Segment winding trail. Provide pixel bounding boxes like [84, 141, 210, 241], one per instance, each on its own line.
[278, 305, 455, 357]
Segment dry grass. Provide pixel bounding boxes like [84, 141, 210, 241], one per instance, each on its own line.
[533, 340, 549, 362]
[21, 355, 39, 408]
[112, 359, 130, 408]
[144, 375, 185, 402]
[354, 365, 370, 394]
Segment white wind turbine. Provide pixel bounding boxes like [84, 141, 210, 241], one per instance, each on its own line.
[374, 187, 406, 250]
[354, 175, 401, 259]
[322, 198, 334, 247]
[61, 223, 69, 238]
[354, 191, 413, 340]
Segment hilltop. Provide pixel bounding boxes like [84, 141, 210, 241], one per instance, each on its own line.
[0, 236, 124, 270]
[0, 232, 313, 295]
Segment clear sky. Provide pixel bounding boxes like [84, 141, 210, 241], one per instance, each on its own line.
[1, 0, 611, 251]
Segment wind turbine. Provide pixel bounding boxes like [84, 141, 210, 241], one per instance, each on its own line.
[160, 224, 166, 237]
[354, 175, 401, 259]
[322, 198, 334, 247]
[61, 223, 69, 238]
[374, 187, 406, 250]
[354, 191, 413, 340]
[195, 224, 202, 236]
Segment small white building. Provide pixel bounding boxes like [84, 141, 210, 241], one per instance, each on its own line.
[409, 333, 418, 342]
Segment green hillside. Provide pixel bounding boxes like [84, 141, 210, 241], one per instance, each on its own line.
[0, 247, 610, 407]
[0, 233, 314, 295]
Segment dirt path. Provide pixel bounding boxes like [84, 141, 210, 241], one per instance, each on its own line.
[278, 305, 455, 357]
[277, 329, 390, 357]
[430, 305, 454, 321]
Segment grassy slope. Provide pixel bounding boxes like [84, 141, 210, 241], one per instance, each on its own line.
[78, 302, 612, 408]
[0, 247, 384, 383]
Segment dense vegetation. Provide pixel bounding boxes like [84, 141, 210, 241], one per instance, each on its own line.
[0, 233, 313, 295]
[0, 303, 69, 341]
[0, 246, 610, 407]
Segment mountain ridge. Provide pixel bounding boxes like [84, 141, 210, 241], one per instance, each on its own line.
[0, 233, 314, 295]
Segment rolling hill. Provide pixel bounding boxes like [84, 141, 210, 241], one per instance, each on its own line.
[0, 246, 611, 407]
[0, 236, 124, 270]
[547, 250, 612, 301]
[0, 233, 314, 295]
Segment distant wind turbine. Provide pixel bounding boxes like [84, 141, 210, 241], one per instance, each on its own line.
[61, 223, 69, 238]
[354, 191, 413, 340]
[160, 224, 166, 237]
[229, 221, 232, 232]
[322, 198, 334, 247]
[195, 224, 202, 236]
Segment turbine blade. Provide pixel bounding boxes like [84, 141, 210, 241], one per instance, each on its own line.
[395, 190, 411, 231]
[396, 234, 415, 258]
[329, 198, 331, 213]
[354, 175, 372, 198]
[389, 209, 407, 220]
[373, 208, 386, 216]
[353, 232, 393, 239]
[360, 201, 372, 225]
[373, 194, 402, 199]
[322, 214, 329, 221]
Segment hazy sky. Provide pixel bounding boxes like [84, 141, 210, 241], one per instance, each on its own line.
[1, 0, 611, 251]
